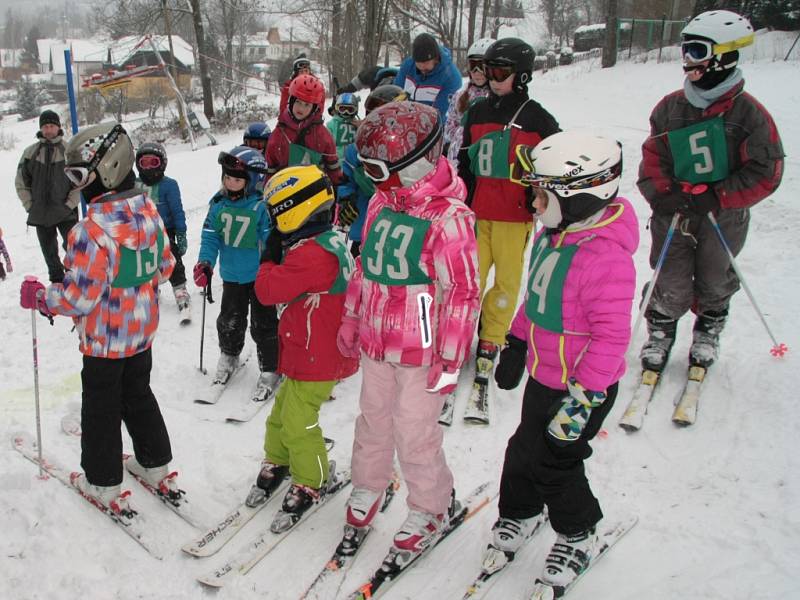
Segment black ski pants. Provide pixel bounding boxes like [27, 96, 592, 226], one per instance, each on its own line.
[36, 215, 77, 283]
[166, 228, 186, 288]
[498, 377, 617, 535]
[217, 281, 278, 372]
[81, 348, 172, 486]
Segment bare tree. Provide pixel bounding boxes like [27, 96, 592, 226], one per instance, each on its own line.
[602, 0, 618, 67]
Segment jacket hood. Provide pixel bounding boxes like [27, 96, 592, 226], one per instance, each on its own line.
[554, 196, 639, 256]
[88, 190, 163, 252]
[380, 156, 465, 211]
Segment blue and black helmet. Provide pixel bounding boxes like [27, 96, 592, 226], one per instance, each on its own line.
[243, 122, 271, 144]
[218, 145, 268, 195]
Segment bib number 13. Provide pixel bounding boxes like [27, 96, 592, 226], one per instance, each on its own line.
[688, 130, 714, 175]
[366, 219, 413, 281]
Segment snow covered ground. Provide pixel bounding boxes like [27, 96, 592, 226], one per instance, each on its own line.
[1, 31, 798, 600]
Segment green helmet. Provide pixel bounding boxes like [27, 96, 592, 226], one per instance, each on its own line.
[65, 123, 134, 190]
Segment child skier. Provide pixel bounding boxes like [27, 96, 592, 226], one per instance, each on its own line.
[488, 132, 637, 592]
[0, 227, 12, 280]
[337, 102, 480, 562]
[135, 142, 191, 321]
[327, 93, 360, 158]
[637, 10, 783, 372]
[243, 122, 271, 158]
[457, 37, 561, 423]
[193, 146, 280, 402]
[19, 122, 180, 514]
[443, 37, 493, 162]
[248, 165, 358, 531]
[267, 74, 342, 185]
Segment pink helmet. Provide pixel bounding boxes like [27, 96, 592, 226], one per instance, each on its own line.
[355, 101, 443, 182]
[289, 74, 325, 106]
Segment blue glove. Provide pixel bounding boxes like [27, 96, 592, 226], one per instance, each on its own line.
[174, 231, 188, 257]
[546, 378, 606, 445]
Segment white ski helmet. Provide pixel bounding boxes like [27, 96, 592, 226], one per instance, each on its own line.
[681, 10, 754, 50]
[467, 37, 495, 59]
[515, 131, 622, 224]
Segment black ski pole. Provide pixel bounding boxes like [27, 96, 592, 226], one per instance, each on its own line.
[199, 281, 214, 375]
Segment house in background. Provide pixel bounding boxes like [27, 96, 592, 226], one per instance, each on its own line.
[0, 48, 25, 80]
[266, 27, 313, 62]
[36, 38, 106, 87]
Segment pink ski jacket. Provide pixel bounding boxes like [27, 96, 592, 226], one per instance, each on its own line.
[509, 197, 639, 392]
[343, 157, 480, 369]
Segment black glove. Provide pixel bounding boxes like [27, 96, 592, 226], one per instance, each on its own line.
[650, 193, 688, 216]
[338, 196, 359, 227]
[688, 188, 720, 215]
[494, 334, 528, 390]
[262, 230, 284, 264]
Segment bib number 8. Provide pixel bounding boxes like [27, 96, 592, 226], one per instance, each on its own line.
[366, 219, 414, 281]
[476, 138, 494, 176]
[220, 213, 252, 247]
[688, 130, 714, 175]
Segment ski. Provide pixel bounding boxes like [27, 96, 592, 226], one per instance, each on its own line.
[300, 475, 401, 600]
[181, 478, 291, 557]
[197, 468, 352, 588]
[122, 454, 209, 530]
[346, 481, 496, 600]
[178, 303, 192, 325]
[672, 365, 706, 426]
[618, 369, 660, 432]
[12, 434, 164, 558]
[463, 380, 490, 424]
[225, 375, 283, 423]
[194, 351, 252, 405]
[462, 514, 550, 600]
[529, 516, 638, 599]
[438, 392, 456, 426]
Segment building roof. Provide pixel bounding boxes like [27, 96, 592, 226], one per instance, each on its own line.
[110, 35, 194, 68]
[36, 38, 107, 73]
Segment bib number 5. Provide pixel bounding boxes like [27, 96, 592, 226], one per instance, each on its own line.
[688, 130, 714, 175]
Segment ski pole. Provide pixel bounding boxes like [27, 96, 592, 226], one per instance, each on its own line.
[199, 280, 215, 375]
[26, 277, 45, 478]
[707, 212, 787, 357]
[631, 212, 681, 343]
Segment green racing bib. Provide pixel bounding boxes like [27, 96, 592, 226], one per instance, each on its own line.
[215, 205, 259, 249]
[467, 128, 512, 179]
[288, 143, 323, 168]
[112, 230, 165, 288]
[524, 235, 579, 333]
[666, 116, 729, 184]
[361, 207, 432, 286]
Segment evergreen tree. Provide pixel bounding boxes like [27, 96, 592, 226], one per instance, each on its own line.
[15, 77, 40, 120]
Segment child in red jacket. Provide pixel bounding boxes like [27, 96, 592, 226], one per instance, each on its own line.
[266, 74, 343, 185]
[249, 165, 357, 533]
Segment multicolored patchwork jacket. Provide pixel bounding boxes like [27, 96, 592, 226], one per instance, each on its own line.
[44, 190, 175, 359]
[343, 156, 480, 369]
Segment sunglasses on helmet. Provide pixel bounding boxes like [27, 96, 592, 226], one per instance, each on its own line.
[64, 165, 92, 188]
[137, 154, 162, 170]
[468, 59, 484, 74]
[484, 64, 515, 82]
[217, 152, 268, 175]
[337, 104, 358, 117]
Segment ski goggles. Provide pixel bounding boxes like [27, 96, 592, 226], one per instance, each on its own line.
[244, 138, 267, 150]
[337, 104, 358, 117]
[681, 33, 755, 63]
[64, 165, 92, 188]
[358, 156, 392, 182]
[468, 59, 484, 74]
[137, 154, 162, 170]
[484, 64, 515, 82]
[217, 152, 268, 175]
[364, 90, 409, 114]
[512, 144, 622, 190]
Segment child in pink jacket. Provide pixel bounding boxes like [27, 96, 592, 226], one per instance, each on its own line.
[336, 102, 480, 558]
[488, 132, 637, 591]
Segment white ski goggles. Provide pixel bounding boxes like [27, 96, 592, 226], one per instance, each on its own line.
[358, 155, 392, 182]
[681, 33, 755, 63]
[64, 165, 92, 188]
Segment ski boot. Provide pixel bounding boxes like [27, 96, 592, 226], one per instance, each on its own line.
[639, 311, 677, 372]
[126, 457, 182, 501]
[482, 514, 547, 574]
[245, 460, 289, 507]
[540, 526, 599, 588]
[214, 353, 239, 384]
[253, 371, 282, 402]
[173, 283, 191, 310]
[71, 473, 135, 518]
[392, 489, 456, 556]
[270, 483, 321, 533]
[346, 487, 386, 528]
[689, 309, 727, 368]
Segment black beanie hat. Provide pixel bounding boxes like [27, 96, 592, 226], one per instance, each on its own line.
[412, 33, 440, 62]
[39, 110, 61, 128]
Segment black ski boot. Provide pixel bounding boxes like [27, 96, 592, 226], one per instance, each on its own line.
[245, 460, 289, 507]
[640, 311, 677, 372]
[689, 309, 727, 368]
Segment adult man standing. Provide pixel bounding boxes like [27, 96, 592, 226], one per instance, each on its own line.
[15, 110, 80, 283]
[394, 32, 462, 121]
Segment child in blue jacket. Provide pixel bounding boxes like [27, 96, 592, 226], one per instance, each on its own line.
[193, 147, 280, 399]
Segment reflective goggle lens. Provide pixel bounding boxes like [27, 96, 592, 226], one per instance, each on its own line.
[358, 155, 391, 182]
[468, 59, 484, 73]
[337, 105, 358, 117]
[137, 155, 162, 170]
[484, 65, 515, 82]
[244, 138, 267, 150]
[64, 166, 90, 188]
[681, 40, 713, 62]
[218, 152, 247, 172]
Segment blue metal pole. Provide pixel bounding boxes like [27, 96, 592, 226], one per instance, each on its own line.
[63, 49, 78, 134]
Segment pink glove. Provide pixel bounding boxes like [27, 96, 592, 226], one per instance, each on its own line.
[20, 275, 50, 317]
[336, 315, 360, 359]
[193, 262, 212, 288]
[426, 358, 460, 395]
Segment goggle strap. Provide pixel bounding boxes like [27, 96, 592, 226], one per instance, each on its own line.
[713, 33, 755, 54]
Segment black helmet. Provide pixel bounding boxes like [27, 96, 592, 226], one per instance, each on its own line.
[484, 37, 534, 93]
[136, 141, 167, 168]
[364, 84, 408, 114]
[136, 141, 167, 185]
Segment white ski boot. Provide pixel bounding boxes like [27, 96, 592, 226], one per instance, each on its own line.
[214, 353, 240, 384]
[126, 457, 181, 500]
[71, 473, 134, 517]
[540, 527, 600, 588]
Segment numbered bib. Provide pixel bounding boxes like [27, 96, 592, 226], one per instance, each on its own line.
[288, 143, 323, 168]
[667, 116, 729, 184]
[524, 235, 579, 333]
[215, 206, 259, 249]
[361, 208, 432, 286]
[334, 121, 357, 147]
[113, 230, 165, 288]
[314, 230, 355, 294]
[467, 128, 513, 179]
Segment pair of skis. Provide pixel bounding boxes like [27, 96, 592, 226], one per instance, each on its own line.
[440, 379, 491, 426]
[618, 365, 707, 431]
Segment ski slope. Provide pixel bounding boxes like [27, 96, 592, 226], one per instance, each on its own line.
[0, 31, 798, 599]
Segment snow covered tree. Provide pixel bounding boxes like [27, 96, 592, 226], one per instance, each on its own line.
[15, 77, 40, 121]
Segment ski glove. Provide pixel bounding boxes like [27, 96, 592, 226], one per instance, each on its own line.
[546, 378, 606, 446]
[682, 182, 720, 216]
[651, 193, 689, 216]
[426, 358, 460, 395]
[173, 231, 188, 257]
[336, 315, 360, 359]
[20, 276, 53, 320]
[193, 261, 212, 288]
[494, 334, 527, 390]
[337, 195, 359, 227]
[262, 230, 284, 264]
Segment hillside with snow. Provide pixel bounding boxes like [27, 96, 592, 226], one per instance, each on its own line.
[0, 31, 798, 600]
